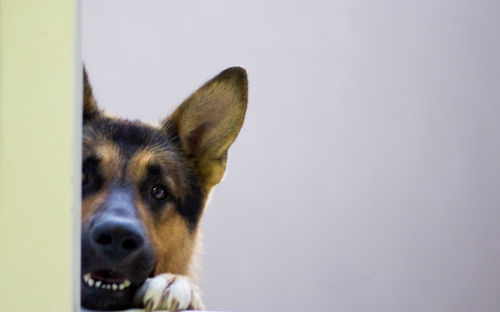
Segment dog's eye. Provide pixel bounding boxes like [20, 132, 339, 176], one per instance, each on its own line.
[151, 185, 167, 200]
[82, 171, 88, 185]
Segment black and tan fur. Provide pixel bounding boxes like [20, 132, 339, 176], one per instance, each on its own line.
[81, 67, 247, 311]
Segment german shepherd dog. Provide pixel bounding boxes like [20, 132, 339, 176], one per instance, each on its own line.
[81, 67, 248, 311]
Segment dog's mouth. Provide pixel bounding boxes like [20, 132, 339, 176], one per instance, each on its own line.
[80, 268, 148, 310]
[83, 270, 132, 291]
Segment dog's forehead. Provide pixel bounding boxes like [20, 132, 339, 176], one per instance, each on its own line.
[83, 117, 178, 164]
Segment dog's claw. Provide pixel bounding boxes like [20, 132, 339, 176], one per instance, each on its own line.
[144, 299, 154, 312]
[134, 273, 205, 311]
[169, 300, 179, 312]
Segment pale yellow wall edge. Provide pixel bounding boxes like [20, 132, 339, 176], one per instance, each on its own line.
[0, 0, 80, 311]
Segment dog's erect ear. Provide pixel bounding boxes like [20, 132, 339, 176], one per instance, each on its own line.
[83, 67, 100, 122]
[163, 67, 248, 189]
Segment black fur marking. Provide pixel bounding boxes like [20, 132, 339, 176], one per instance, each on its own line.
[161, 119, 182, 149]
[82, 156, 104, 197]
[177, 174, 204, 230]
[83, 68, 100, 122]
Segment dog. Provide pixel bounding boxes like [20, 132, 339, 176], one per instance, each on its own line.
[81, 66, 248, 311]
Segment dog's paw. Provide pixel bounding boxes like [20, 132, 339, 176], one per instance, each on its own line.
[133, 273, 205, 311]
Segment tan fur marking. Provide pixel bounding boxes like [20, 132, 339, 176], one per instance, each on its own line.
[96, 142, 122, 179]
[152, 211, 197, 276]
[82, 190, 107, 223]
[128, 150, 156, 186]
[134, 199, 197, 277]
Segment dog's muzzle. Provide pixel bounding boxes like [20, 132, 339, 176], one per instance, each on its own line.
[81, 190, 156, 310]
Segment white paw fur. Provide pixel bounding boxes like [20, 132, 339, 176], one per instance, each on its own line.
[134, 273, 205, 311]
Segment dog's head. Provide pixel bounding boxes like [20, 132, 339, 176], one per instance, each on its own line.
[80, 67, 247, 310]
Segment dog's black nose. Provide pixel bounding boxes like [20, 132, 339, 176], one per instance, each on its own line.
[91, 218, 144, 261]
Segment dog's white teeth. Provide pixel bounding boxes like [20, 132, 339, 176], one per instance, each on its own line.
[83, 273, 91, 282]
[84, 275, 131, 291]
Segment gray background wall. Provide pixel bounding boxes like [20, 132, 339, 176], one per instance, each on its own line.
[82, 1, 500, 311]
